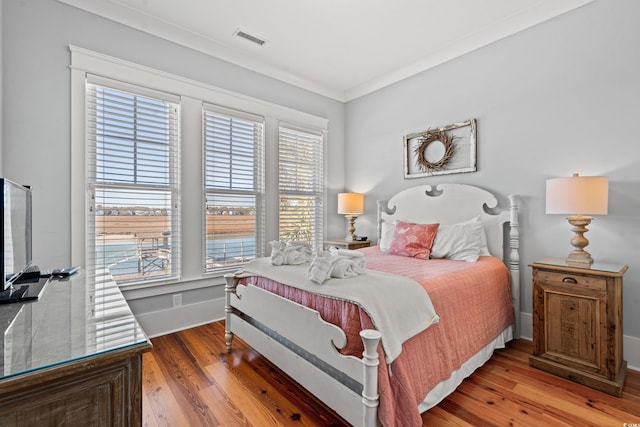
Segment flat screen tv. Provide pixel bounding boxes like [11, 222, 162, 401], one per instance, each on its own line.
[1, 178, 33, 291]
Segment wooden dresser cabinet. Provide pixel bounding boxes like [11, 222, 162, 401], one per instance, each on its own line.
[0, 271, 151, 425]
[530, 258, 628, 396]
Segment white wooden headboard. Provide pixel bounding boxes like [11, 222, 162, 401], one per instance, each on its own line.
[376, 184, 521, 337]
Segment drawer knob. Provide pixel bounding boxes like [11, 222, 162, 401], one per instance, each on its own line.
[562, 277, 578, 284]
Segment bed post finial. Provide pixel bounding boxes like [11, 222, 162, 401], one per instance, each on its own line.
[508, 194, 520, 338]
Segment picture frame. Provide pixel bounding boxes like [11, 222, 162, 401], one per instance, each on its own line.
[404, 119, 477, 179]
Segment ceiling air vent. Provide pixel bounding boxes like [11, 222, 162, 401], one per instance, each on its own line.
[233, 29, 267, 46]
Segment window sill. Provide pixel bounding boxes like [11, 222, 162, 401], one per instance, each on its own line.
[120, 274, 227, 301]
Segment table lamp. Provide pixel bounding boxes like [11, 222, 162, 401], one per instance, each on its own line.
[338, 192, 364, 242]
[545, 173, 608, 267]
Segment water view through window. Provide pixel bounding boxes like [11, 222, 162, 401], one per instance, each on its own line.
[95, 206, 256, 281]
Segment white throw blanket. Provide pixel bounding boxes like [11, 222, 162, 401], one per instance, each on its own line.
[235, 257, 440, 364]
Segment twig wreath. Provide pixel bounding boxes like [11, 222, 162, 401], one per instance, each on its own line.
[413, 129, 457, 172]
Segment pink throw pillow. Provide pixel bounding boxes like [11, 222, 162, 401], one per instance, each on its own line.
[388, 221, 439, 260]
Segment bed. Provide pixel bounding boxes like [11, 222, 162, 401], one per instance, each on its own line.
[224, 183, 520, 427]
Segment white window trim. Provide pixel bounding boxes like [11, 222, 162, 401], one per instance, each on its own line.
[70, 46, 328, 295]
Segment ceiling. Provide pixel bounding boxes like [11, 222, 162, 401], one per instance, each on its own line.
[59, 0, 593, 102]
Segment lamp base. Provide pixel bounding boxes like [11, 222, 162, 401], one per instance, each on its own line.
[344, 215, 357, 242]
[565, 215, 594, 267]
[566, 252, 593, 267]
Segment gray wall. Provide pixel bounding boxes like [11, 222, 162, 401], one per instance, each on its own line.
[1, 0, 345, 315]
[345, 0, 640, 339]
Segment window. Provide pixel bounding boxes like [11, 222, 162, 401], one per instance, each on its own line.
[203, 105, 265, 273]
[71, 47, 329, 288]
[278, 124, 324, 249]
[86, 78, 181, 286]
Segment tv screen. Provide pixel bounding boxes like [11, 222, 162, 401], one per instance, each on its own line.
[1, 178, 32, 291]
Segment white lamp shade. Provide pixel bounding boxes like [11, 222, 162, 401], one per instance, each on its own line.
[337, 192, 364, 215]
[546, 175, 608, 215]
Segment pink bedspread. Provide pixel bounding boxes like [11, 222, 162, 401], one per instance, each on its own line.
[240, 246, 514, 427]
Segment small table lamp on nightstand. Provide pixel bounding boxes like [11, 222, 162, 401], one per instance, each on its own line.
[338, 192, 364, 242]
[545, 173, 608, 267]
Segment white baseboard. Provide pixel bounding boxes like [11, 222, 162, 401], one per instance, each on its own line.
[519, 311, 640, 371]
[625, 334, 640, 371]
[519, 312, 533, 341]
[134, 297, 225, 338]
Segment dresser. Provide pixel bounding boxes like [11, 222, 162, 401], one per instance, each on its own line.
[530, 257, 628, 396]
[0, 270, 151, 425]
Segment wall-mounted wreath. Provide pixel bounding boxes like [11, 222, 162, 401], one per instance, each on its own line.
[403, 119, 477, 179]
[413, 129, 457, 172]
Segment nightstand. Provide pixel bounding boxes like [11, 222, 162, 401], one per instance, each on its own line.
[324, 239, 371, 250]
[529, 257, 628, 396]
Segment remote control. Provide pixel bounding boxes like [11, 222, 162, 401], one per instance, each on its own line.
[52, 267, 80, 278]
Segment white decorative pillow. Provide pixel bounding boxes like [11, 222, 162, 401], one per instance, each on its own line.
[379, 221, 396, 253]
[431, 217, 489, 262]
[477, 220, 491, 256]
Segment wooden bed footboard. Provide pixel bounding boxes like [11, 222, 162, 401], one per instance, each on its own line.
[224, 275, 382, 427]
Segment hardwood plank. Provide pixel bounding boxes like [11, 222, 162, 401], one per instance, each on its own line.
[206, 358, 308, 426]
[511, 382, 624, 427]
[420, 406, 476, 427]
[182, 324, 300, 425]
[143, 322, 640, 426]
[211, 323, 349, 426]
[142, 351, 195, 426]
[148, 334, 222, 426]
[493, 350, 640, 416]
[199, 379, 254, 426]
[141, 393, 159, 427]
[460, 373, 551, 424]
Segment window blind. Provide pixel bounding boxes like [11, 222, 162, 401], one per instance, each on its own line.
[203, 104, 265, 273]
[86, 78, 181, 286]
[278, 124, 324, 250]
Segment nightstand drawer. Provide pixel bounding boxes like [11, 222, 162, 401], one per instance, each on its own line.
[537, 270, 607, 291]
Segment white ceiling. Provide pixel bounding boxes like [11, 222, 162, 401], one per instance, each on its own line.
[59, 0, 593, 102]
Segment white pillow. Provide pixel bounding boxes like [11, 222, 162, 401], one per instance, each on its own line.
[477, 220, 491, 257]
[431, 217, 490, 262]
[379, 221, 396, 253]
[381, 217, 491, 258]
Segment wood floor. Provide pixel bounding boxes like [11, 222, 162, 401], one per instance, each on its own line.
[142, 321, 640, 426]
